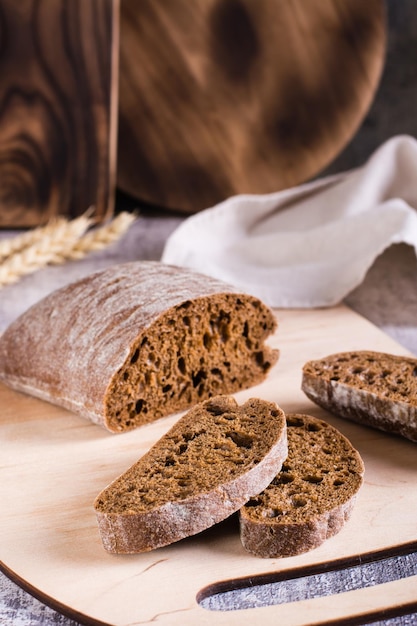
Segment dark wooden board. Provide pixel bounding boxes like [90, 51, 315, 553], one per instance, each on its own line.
[117, 0, 386, 213]
[0, 0, 118, 227]
[0, 0, 386, 225]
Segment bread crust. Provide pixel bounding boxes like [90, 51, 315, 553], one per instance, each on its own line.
[239, 413, 364, 558]
[94, 396, 288, 553]
[302, 351, 417, 442]
[0, 261, 278, 432]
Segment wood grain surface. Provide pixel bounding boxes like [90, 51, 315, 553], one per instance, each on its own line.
[0, 0, 119, 227]
[117, 0, 386, 213]
[1, 305, 416, 625]
[0, 0, 386, 225]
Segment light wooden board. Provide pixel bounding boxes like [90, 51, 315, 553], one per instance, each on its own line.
[1, 305, 416, 625]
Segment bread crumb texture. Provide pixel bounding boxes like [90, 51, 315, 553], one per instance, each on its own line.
[106, 286, 277, 432]
[94, 396, 288, 553]
[0, 261, 278, 432]
[239, 413, 364, 558]
[302, 351, 417, 442]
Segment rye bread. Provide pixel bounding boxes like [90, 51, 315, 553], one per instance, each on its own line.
[239, 413, 364, 558]
[302, 350, 417, 442]
[0, 261, 278, 433]
[94, 395, 288, 553]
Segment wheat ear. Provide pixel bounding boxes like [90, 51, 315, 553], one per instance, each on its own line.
[50, 211, 137, 263]
[0, 211, 137, 287]
[0, 214, 92, 286]
[0, 217, 67, 262]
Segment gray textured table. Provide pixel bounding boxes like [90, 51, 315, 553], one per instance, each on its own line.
[1, 0, 417, 622]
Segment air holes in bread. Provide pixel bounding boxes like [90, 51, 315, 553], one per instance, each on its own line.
[0, 262, 279, 433]
[302, 350, 417, 442]
[94, 396, 287, 553]
[240, 413, 364, 558]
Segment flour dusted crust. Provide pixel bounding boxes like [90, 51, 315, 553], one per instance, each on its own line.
[302, 351, 417, 443]
[239, 413, 364, 558]
[94, 396, 288, 553]
[0, 262, 278, 432]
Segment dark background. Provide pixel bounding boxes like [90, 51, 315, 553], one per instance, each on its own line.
[323, 0, 417, 176]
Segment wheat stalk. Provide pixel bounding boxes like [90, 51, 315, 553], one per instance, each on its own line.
[0, 211, 137, 287]
[0, 217, 67, 262]
[50, 211, 137, 263]
[0, 213, 93, 286]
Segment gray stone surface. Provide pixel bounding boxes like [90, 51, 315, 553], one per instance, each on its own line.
[1, 0, 417, 623]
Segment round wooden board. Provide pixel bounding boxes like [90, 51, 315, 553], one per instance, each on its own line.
[117, 0, 386, 213]
[1, 306, 417, 626]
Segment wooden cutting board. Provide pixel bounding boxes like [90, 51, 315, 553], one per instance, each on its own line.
[1, 305, 416, 625]
[117, 0, 386, 213]
[0, 0, 385, 225]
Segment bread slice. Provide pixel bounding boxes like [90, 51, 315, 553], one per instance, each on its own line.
[302, 351, 417, 443]
[94, 395, 288, 553]
[239, 413, 364, 558]
[0, 261, 278, 433]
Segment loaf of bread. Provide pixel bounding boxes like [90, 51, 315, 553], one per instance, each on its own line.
[302, 351, 417, 442]
[239, 413, 364, 558]
[0, 261, 279, 433]
[94, 395, 287, 553]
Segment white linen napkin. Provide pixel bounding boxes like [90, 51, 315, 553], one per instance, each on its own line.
[162, 135, 417, 307]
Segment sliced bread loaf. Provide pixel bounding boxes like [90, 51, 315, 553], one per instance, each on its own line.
[302, 351, 417, 442]
[94, 395, 288, 553]
[239, 413, 364, 558]
[0, 261, 278, 432]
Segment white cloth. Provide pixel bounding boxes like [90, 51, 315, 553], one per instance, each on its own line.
[162, 135, 417, 307]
